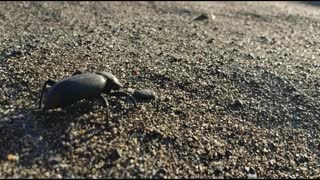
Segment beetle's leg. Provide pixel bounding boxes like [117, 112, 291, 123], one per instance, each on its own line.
[39, 88, 48, 110]
[98, 95, 110, 127]
[109, 91, 137, 107]
[39, 79, 57, 109]
[71, 70, 82, 76]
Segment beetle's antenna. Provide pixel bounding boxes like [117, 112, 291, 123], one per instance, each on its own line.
[109, 91, 137, 107]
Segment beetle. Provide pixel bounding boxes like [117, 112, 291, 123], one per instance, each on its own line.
[38, 70, 137, 126]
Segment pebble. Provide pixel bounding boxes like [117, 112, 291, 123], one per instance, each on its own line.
[193, 13, 209, 21]
[6, 154, 19, 162]
[132, 89, 156, 102]
[247, 173, 258, 179]
[109, 148, 122, 160]
[48, 155, 62, 165]
[55, 174, 63, 179]
[213, 139, 224, 147]
[156, 168, 167, 177]
[229, 99, 244, 109]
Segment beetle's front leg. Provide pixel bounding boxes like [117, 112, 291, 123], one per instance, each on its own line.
[98, 95, 110, 127]
[109, 91, 137, 107]
[39, 79, 57, 109]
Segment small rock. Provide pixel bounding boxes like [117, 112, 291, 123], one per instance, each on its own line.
[109, 148, 122, 160]
[244, 166, 251, 173]
[246, 167, 255, 174]
[262, 148, 269, 153]
[7, 154, 19, 162]
[213, 139, 224, 147]
[210, 13, 216, 20]
[127, 88, 134, 93]
[7, 49, 23, 58]
[132, 89, 156, 102]
[207, 38, 214, 44]
[132, 68, 140, 75]
[139, 166, 145, 173]
[289, 159, 296, 166]
[247, 173, 257, 179]
[297, 154, 309, 163]
[48, 154, 62, 165]
[269, 159, 276, 166]
[156, 168, 166, 177]
[55, 174, 63, 179]
[225, 150, 232, 158]
[44, 172, 50, 177]
[214, 151, 224, 160]
[148, 129, 163, 139]
[214, 166, 223, 176]
[229, 99, 244, 110]
[193, 13, 209, 21]
[268, 142, 277, 151]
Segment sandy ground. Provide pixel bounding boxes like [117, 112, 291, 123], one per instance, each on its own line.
[0, 1, 320, 178]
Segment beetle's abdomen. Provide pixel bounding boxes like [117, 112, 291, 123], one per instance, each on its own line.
[44, 73, 106, 109]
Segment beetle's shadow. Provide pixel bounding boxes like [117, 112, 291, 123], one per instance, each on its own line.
[63, 97, 137, 124]
[0, 98, 136, 168]
[0, 107, 73, 167]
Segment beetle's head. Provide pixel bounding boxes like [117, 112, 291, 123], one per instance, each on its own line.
[97, 71, 122, 93]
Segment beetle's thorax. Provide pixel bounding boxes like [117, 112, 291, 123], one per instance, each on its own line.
[96, 71, 122, 94]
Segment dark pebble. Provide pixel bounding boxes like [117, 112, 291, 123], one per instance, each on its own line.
[132, 89, 156, 102]
[193, 13, 209, 21]
[156, 168, 167, 177]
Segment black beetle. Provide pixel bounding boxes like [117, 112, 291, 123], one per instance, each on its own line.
[39, 70, 137, 126]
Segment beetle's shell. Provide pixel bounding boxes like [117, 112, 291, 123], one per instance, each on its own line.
[44, 73, 106, 109]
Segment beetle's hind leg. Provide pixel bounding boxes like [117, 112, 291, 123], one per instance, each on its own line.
[39, 79, 57, 109]
[109, 91, 137, 108]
